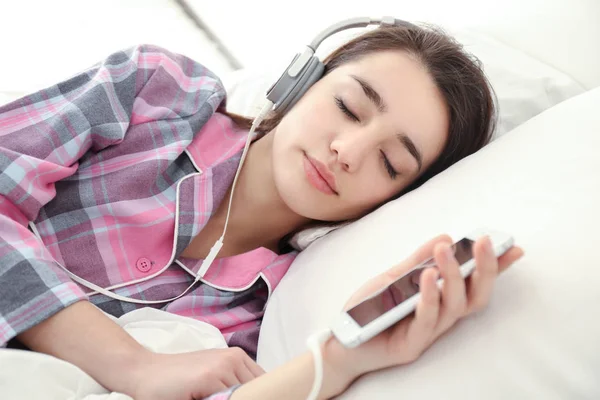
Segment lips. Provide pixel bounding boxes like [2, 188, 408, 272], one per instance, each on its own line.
[303, 153, 338, 195]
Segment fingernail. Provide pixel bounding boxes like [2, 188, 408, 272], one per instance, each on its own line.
[443, 245, 454, 262]
[485, 237, 493, 253]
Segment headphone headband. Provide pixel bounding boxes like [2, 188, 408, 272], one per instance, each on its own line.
[266, 16, 417, 114]
[309, 17, 416, 50]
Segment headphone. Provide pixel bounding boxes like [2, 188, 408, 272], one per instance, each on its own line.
[265, 16, 417, 114]
[50, 16, 417, 307]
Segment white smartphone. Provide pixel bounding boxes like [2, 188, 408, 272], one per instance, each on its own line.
[330, 229, 514, 348]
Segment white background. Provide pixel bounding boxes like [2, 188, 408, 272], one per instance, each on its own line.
[1, 0, 598, 102]
[0, 0, 545, 102]
[0, 0, 233, 104]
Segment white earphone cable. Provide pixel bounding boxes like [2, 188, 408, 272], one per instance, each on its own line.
[306, 328, 334, 400]
[195, 99, 274, 279]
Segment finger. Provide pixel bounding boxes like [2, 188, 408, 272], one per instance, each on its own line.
[497, 246, 524, 274]
[408, 234, 453, 266]
[234, 363, 257, 384]
[221, 372, 242, 387]
[242, 356, 266, 379]
[466, 236, 498, 313]
[465, 245, 523, 290]
[386, 234, 452, 279]
[434, 242, 468, 335]
[403, 267, 441, 354]
[228, 348, 262, 383]
[352, 235, 453, 309]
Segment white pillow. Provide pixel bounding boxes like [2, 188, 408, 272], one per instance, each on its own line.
[222, 28, 584, 139]
[257, 88, 600, 399]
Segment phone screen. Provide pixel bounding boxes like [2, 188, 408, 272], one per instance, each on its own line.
[347, 238, 475, 327]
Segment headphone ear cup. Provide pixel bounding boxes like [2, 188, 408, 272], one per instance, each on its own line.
[267, 55, 325, 115]
[277, 57, 324, 114]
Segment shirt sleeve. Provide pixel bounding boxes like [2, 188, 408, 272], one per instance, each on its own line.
[0, 44, 226, 346]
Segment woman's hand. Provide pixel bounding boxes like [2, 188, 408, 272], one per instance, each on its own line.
[130, 347, 265, 400]
[322, 234, 524, 383]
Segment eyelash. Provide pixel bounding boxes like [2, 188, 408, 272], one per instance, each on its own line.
[334, 96, 359, 122]
[334, 96, 399, 180]
[380, 150, 398, 180]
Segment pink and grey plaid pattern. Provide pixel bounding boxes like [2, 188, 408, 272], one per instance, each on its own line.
[0, 43, 296, 385]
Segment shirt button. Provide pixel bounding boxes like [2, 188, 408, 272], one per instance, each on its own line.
[136, 257, 152, 272]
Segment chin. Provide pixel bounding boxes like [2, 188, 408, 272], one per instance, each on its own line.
[277, 177, 324, 220]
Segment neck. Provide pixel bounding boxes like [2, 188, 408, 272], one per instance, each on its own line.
[210, 131, 309, 254]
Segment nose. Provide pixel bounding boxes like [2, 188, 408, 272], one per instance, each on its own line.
[330, 127, 378, 173]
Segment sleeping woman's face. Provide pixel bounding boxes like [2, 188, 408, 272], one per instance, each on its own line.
[270, 50, 449, 221]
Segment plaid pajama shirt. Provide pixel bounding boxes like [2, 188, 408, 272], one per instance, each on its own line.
[0, 44, 297, 398]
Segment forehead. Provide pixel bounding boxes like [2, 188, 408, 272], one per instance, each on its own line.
[328, 50, 449, 166]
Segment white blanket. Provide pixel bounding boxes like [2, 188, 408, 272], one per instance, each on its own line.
[0, 308, 228, 400]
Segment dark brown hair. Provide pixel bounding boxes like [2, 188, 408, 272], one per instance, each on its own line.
[221, 23, 496, 200]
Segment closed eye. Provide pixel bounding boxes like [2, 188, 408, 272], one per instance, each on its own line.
[380, 150, 399, 180]
[334, 96, 359, 122]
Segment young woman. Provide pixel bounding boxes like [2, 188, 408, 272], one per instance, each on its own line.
[0, 21, 523, 400]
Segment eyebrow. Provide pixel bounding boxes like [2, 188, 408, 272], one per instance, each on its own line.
[396, 133, 423, 172]
[351, 75, 387, 113]
[351, 74, 423, 173]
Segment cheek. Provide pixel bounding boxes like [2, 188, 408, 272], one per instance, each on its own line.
[350, 162, 403, 207]
[271, 110, 313, 154]
[270, 127, 317, 217]
[280, 86, 336, 140]
[343, 188, 397, 219]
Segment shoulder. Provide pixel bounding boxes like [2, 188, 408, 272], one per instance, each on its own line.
[185, 111, 250, 170]
[123, 44, 226, 99]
